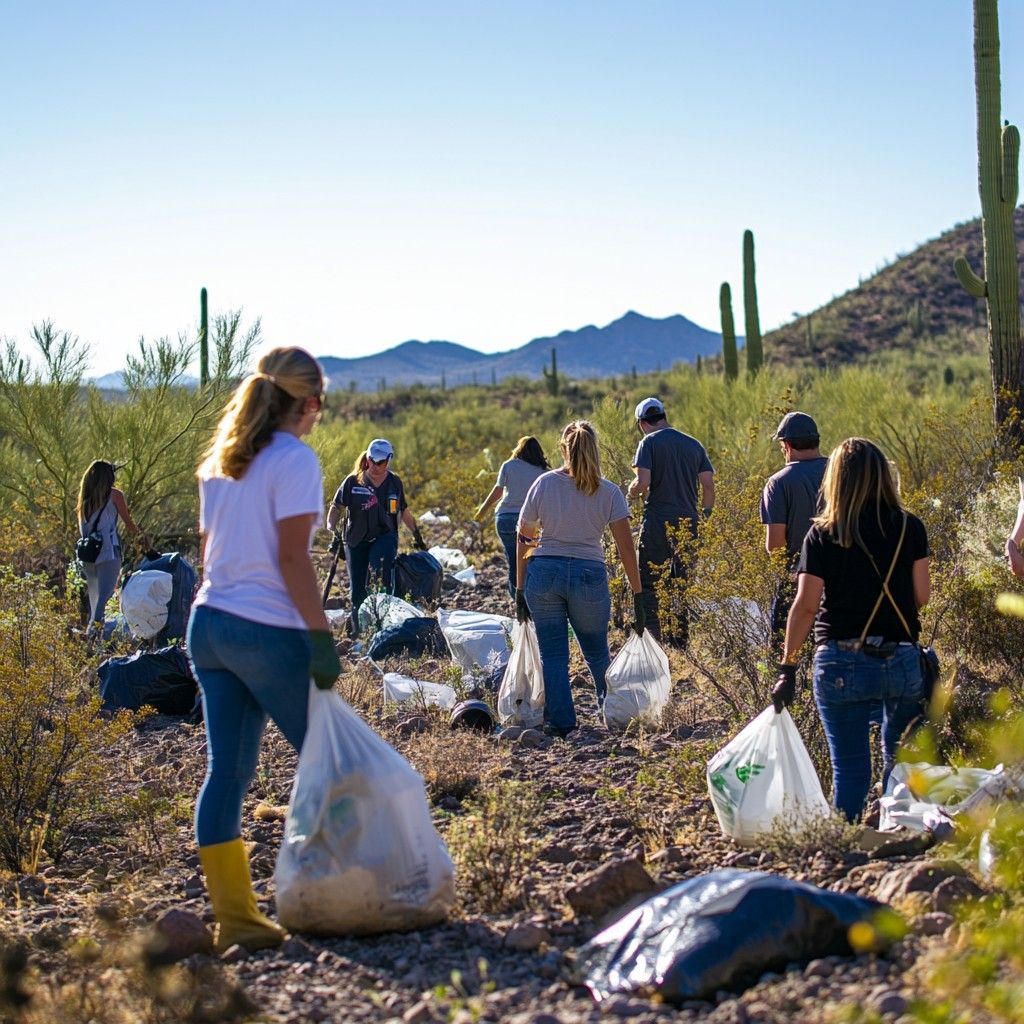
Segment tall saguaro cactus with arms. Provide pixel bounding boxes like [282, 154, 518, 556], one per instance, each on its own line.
[953, 0, 1021, 433]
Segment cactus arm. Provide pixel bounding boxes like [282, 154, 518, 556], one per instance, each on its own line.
[1002, 123, 1019, 205]
[954, 256, 988, 297]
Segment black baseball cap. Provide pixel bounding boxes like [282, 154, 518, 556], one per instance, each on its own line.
[774, 411, 819, 441]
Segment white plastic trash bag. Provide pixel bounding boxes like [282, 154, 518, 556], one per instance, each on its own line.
[602, 631, 672, 730]
[275, 686, 456, 935]
[437, 608, 512, 674]
[429, 546, 470, 573]
[383, 673, 458, 710]
[357, 593, 424, 634]
[497, 621, 545, 728]
[879, 762, 1013, 834]
[452, 567, 477, 587]
[119, 570, 174, 639]
[418, 511, 450, 525]
[707, 707, 830, 843]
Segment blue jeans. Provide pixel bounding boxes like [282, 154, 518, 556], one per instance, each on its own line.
[187, 605, 311, 846]
[813, 641, 923, 822]
[83, 555, 122, 628]
[345, 532, 399, 636]
[524, 556, 612, 733]
[495, 511, 519, 599]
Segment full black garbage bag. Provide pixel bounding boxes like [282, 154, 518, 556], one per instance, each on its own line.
[394, 552, 443, 603]
[126, 551, 199, 644]
[577, 869, 886, 1004]
[368, 617, 448, 661]
[98, 646, 198, 716]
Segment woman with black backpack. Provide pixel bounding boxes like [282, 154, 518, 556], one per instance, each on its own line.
[76, 460, 143, 637]
[327, 438, 427, 637]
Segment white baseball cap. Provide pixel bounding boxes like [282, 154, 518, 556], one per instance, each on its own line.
[634, 397, 665, 422]
[367, 438, 394, 461]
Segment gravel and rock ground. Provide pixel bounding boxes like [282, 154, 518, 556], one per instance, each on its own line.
[0, 550, 984, 1023]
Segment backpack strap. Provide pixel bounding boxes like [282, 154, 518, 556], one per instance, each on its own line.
[81, 499, 107, 539]
[857, 511, 911, 646]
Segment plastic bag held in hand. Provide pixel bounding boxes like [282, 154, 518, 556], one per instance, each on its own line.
[497, 620, 545, 728]
[706, 707, 830, 843]
[275, 686, 455, 935]
[602, 630, 671, 730]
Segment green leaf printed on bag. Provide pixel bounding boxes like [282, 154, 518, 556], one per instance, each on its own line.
[709, 771, 730, 797]
[735, 762, 765, 784]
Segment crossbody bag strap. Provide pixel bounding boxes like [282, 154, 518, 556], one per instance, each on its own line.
[857, 510, 909, 647]
[81, 499, 106, 539]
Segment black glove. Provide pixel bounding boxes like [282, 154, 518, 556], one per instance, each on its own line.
[328, 532, 342, 556]
[632, 592, 646, 636]
[772, 663, 797, 713]
[310, 631, 341, 691]
[515, 589, 531, 624]
[412, 527, 427, 551]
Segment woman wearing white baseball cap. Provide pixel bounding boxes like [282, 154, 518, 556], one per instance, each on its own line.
[327, 438, 427, 636]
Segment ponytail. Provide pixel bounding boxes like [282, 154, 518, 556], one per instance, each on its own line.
[351, 450, 370, 485]
[561, 420, 601, 496]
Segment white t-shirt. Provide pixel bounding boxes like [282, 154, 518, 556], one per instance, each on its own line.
[194, 431, 324, 629]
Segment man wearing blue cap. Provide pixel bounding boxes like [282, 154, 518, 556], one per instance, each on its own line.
[628, 397, 714, 645]
[761, 411, 827, 649]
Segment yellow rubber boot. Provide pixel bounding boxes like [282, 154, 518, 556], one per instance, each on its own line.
[198, 838, 286, 953]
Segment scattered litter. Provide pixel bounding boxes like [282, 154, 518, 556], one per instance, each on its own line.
[276, 686, 455, 936]
[577, 869, 888, 1004]
[368, 617, 448, 662]
[418, 511, 450, 525]
[383, 673, 457, 710]
[326, 608, 348, 624]
[450, 699, 496, 732]
[395, 551, 443, 603]
[98, 647, 198, 717]
[707, 707, 830, 843]
[452, 567, 477, 587]
[428, 546, 470, 573]
[119, 570, 174, 639]
[497, 621, 545, 728]
[123, 551, 198, 643]
[602, 631, 671, 730]
[438, 608, 513, 674]
[358, 593, 424, 634]
[879, 762, 1018, 835]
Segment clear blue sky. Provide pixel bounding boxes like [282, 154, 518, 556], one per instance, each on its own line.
[3, 1, 1022, 375]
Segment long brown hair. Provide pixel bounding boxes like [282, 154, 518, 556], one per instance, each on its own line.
[199, 348, 323, 480]
[510, 436, 549, 470]
[814, 437, 902, 549]
[350, 450, 371, 485]
[560, 420, 601, 496]
[77, 460, 116, 523]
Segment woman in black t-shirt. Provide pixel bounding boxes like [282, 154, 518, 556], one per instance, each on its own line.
[772, 438, 930, 821]
[326, 438, 426, 637]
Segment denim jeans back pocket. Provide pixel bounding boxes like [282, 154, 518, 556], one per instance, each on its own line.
[577, 565, 608, 601]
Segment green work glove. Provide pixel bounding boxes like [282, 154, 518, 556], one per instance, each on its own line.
[632, 592, 646, 636]
[310, 630, 341, 691]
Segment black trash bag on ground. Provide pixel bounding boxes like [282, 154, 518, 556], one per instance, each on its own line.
[394, 552, 443, 603]
[577, 869, 887, 1005]
[98, 646, 198, 716]
[368, 616, 447, 661]
[126, 551, 198, 644]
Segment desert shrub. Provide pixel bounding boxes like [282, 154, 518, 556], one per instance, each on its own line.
[403, 725, 504, 803]
[759, 809, 861, 863]
[444, 780, 546, 912]
[0, 567, 135, 871]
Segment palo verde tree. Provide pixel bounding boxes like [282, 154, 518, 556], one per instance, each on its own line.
[954, 0, 1021, 436]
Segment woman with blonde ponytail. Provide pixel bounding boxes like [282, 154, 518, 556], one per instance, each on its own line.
[515, 420, 644, 737]
[187, 347, 340, 954]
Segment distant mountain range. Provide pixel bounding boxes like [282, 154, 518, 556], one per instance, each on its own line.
[319, 311, 726, 392]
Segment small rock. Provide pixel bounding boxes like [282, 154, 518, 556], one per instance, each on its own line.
[144, 909, 213, 965]
[518, 728, 544, 748]
[539, 843, 576, 864]
[874, 860, 968, 904]
[604, 996, 649, 1018]
[565, 855, 658, 919]
[504, 922, 550, 951]
[868, 989, 907, 1017]
[402, 1000, 436, 1024]
[397, 716, 428, 738]
[932, 875, 984, 913]
[498, 726, 524, 743]
[219, 943, 248, 963]
[804, 958, 833, 978]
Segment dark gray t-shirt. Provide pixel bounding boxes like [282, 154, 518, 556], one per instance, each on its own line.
[760, 457, 828, 557]
[633, 427, 713, 524]
[496, 458, 546, 514]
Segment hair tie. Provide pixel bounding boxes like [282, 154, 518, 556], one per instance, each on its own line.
[259, 372, 278, 385]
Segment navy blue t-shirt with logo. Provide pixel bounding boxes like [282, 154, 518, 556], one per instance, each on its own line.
[333, 472, 407, 548]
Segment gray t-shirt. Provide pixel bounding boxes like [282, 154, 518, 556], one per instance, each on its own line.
[633, 427, 713, 524]
[496, 458, 546, 514]
[518, 470, 630, 563]
[760, 457, 828, 557]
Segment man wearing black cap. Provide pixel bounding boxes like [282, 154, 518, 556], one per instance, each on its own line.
[628, 397, 714, 645]
[760, 411, 827, 648]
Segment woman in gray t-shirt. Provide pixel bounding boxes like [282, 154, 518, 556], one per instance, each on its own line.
[474, 436, 549, 599]
[514, 421, 644, 737]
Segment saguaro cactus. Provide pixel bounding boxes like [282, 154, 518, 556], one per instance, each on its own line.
[199, 287, 210, 388]
[543, 347, 559, 396]
[743, 230, 763, 374]
[720, 282, 739, 381]
[954, 0, 1021, 432]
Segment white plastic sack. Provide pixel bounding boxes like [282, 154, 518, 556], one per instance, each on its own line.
[602, 631, 672, 730]
[119, 570, 173, 639]
[383, 673, 458, 711]
[357, 593, 424, 634]
[497, 621, 545, 728]
[428, 546, 470, 573]
[437, 608, 512, 674]
[418, 511, 450, 525]
[879, 762, 1012, 833]
[275, 686, 455, 935]
[707, 707, 830, 843]
[452, 567, 477, 587]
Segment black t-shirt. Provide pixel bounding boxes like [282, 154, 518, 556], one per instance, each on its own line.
[797, 508, 929, 644]
[333, 472, 407, 548]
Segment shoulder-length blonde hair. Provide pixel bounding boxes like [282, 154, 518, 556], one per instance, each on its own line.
[77, 460, 116, 522]
[350, 450, 371, 486]
[814, 437, 901, 549]
[561, 420, 601, 496]
[199, 347, 323, 480]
